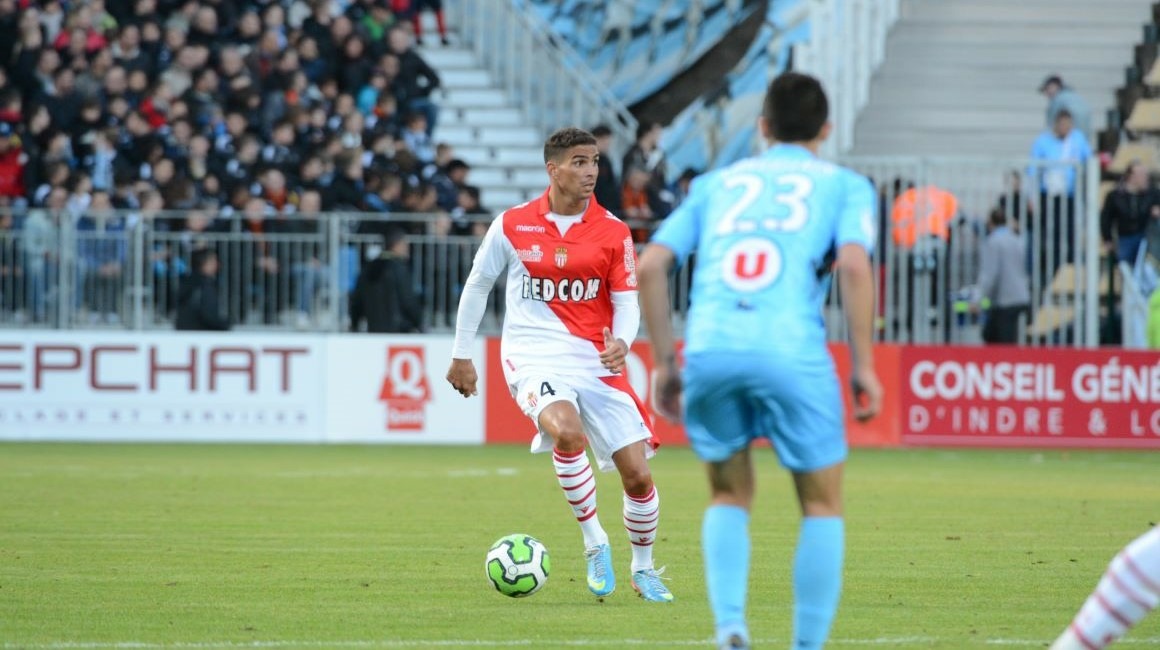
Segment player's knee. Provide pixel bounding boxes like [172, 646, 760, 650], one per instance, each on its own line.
[620, 467, 653, 496]
[551, 425, 586, 453]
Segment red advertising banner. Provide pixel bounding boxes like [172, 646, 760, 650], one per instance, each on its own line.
[900, 346, 1160, 448]
[484, 338, 901, 449]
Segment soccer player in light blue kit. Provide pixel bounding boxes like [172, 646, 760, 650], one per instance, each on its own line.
[638, 72, 884, 650]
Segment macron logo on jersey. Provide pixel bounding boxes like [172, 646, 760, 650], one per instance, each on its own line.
[521, 276, 601, 303]
[515, 224, 546, 233]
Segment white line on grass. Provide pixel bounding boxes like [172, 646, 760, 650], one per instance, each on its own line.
[0, 641, 936, 649]
[8, 639, 1160, 649]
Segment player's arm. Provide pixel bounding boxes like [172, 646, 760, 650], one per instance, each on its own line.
[600, 230, 642, 374]
[447, 215, 506, 397]
[637, 177, 704, 421]
[837, 173, 882, 422]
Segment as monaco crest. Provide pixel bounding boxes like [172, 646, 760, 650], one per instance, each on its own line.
[554, 247, 568, 268]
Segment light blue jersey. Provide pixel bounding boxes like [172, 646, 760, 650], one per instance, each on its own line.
[652, 143, 877, 471]
[652, 144, 876, 360]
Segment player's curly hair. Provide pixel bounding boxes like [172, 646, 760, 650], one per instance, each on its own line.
[543, 127, 598, 163]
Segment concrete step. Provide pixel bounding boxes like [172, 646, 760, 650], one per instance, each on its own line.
[859, 106, 1044, 125]
[439, 69, 495, 88]
[889, 23, 1140, 47]
[443, 107, 524, 127]
[415, 47, 477, 70]
[455, 146, 545, 167]
[438, 88, 510, 109]
[434, 125, 542, 147]
[853, 130, 1042, 155]
[468, 167, 547, 187]
[906, 2, 1149, 24]
[479, 187, 538, 211]
[884, 43, 1132, 68]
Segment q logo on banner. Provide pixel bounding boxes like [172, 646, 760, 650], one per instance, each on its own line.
[378, 346, 432, 432]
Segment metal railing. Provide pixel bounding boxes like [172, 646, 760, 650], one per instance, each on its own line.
[0, 154, 1108, 347]
[791, 0, 901, 157]
[447, 0, 638, 157]
[828, 155, 1103, 347]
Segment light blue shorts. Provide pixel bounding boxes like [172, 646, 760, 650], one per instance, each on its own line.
[683, 351, 847, 473]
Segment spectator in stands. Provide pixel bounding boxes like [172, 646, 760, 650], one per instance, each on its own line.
[407, 0, 450, 46]
[1029, 109, 1091, 279]
[290, 188, 327, 328]
[22, 198, 60, 324]
[451, 185, 488, 236]
[1039, 75, 1091, 138]
[672, 167, 700, 206]
[591, 124, 621, 213]
[0, 210, 19, 317]
[622, 166, 655, 242]
[1101, 160, 1160, 263]
[388, 26, 440, 135]
[0, 122, 24, 204]
[76, 190, 127, 325]
[175, 246, 230, 331]
[972, 208, 1030, 345]
[431, 158, 470, 211]
[401, 111, 435, 164]
[349, 227, 423, 333]
[624, 120, 677, 218]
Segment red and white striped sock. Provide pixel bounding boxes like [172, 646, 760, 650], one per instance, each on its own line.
[1052, 526, 1160, 650]
[624, 486, 659, 572]
[553, 448, 608, 549]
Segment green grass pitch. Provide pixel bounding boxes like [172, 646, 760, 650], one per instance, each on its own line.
[2, 443, 1158, 649]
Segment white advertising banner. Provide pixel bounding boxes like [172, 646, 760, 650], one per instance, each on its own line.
[324, 335, 485, 444]
[0, 332, 327, 442]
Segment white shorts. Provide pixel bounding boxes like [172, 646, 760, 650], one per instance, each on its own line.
[508, 371, 656, 472]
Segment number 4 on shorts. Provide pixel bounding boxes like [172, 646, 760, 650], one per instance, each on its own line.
[540, 382, 556, 396]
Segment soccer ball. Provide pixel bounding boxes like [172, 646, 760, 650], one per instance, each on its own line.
[485, 534, 550, 597]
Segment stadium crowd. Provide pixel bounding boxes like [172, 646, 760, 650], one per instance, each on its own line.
[0, 0, 498, 330]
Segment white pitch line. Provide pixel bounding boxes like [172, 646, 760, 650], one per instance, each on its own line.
[7, 638, 1160, 650]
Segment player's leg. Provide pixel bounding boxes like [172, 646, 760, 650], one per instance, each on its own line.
[684, 353, 758, 648]
[538, 400, 610, 550]
[790, 463, 845, 650]
[610, 439, 672, 602]
[704, 447, 756, 649]
[574, 373, 662, 599]
[772, 359, 848, 650]
[512, 374, 614, 596]
[1051, 525, 1160, 650]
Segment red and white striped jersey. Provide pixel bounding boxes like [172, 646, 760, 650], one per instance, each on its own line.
[467, 190, 639, 381]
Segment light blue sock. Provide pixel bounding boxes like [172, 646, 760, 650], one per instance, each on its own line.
[793, 516, 845, 650]
[703, 505, 750, 644]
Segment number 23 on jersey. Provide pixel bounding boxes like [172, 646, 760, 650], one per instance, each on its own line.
[716, 172, 813, 292]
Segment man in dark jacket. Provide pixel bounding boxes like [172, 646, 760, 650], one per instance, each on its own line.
[175, 248, 231, 331]
[349, 228, 423, 333]
[1101, 160, 1160, 263]
[387, 27, 440, 135]
[591, 124, 621, 213]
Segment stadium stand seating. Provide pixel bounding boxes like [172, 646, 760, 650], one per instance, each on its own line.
[520, 0, 761, 107]
[661, 1, 810, 181]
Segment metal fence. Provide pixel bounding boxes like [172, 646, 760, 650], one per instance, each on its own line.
[0, 156, 1108, 346]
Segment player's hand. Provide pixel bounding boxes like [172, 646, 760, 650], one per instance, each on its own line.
[599, 327, 628, 374]
[653, 364, 683, 423]
[850, 367, 883, 423]
[446, 359, 479, 398]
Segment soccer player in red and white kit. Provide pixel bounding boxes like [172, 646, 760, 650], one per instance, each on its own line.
[1051, 525, 1160, 649]
[445, 127, 673, 603]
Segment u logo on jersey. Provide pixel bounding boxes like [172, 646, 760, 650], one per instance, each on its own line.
[722, 238, 782, 292]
